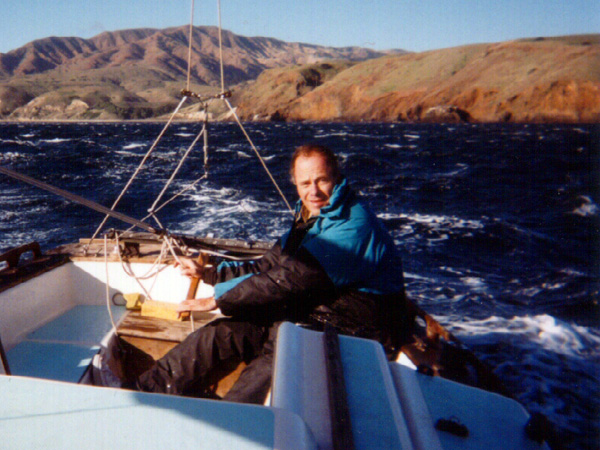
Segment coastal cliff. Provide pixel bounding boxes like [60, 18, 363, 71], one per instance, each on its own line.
[237, 35, 600, 123]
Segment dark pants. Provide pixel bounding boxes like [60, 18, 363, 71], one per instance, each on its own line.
[136, 319, 278, 404]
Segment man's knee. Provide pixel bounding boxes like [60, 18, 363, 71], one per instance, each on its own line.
[210, 319, 267, 361]
[223, 352, 273, 404]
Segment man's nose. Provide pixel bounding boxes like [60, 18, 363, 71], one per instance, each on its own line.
[308, 182, 319, 194]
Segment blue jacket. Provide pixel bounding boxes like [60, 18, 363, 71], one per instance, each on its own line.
[281, 178, 404, 295]
[209, 179, 406, 346]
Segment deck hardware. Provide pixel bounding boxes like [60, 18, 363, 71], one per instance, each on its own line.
[525, 412, 553, 444]
[324, 324, 355, 450]
[435, 417, 469, 437]
[0, 242, 43, 269]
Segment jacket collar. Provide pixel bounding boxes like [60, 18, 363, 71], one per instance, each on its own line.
[294, 178, 350, 220]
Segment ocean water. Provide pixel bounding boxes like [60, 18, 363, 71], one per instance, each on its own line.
[1, 121, 598, 449]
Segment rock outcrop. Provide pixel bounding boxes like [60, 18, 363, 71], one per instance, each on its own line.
[236, 35, 600, 123]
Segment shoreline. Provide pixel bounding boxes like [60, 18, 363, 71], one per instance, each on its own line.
[1, 118, 598, 125]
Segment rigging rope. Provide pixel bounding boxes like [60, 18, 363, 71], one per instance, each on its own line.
[148, 120, 208, 215]
[124, 115, 209, 232]
[90, 0, 293, 248]
[104, 235, 119, 336]
[225, 98, 294, 213]
[87, 96, 189, 247]
[93, 0, 294, 283]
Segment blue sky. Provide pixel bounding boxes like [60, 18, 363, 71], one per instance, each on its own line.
[1, 0, 598, 54]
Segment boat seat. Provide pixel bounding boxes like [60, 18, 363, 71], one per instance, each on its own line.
[271, 323, 547, 450]
[271, 322, 415, 450]
[6, 305, 127, 383]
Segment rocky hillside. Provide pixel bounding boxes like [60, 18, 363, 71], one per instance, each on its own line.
[0, 26, 387, 120]
[237, 35, 600, 123]
[1, 29, 598, 123]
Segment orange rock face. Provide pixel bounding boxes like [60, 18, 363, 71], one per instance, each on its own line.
[238, 36, 600, 123]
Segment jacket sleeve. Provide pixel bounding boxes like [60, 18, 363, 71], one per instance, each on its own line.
[202, 242, 282, 285]
[215, 246, 336, 320]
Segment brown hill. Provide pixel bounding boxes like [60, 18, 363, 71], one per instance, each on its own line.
[237, 35, 600, 123]
[1, 29, 598, 123]
[0, 26, 387, 120]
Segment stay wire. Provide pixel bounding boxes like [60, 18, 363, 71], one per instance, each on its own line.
[124, 116, 210, 233]
[184, 0, 292, 214]
[224, 98, 294, 214]
[217, 0, 226, 93]
[148, 120, 208, 214]
[186, 0, 195, 91]
[87, 96, 188, 249]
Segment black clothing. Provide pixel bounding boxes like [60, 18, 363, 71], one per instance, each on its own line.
[137, 216, 325, 400]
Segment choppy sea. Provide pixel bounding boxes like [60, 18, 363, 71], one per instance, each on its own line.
[0, 121, 598, 449]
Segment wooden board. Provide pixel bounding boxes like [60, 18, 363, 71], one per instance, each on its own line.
[120, 336, 179, 361]
[117, 310, 218, 342]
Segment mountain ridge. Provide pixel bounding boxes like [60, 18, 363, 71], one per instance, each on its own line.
[0, 25, 391, 120]
[0, 28, 598, 122]
[0, 25, 387, 81]
[237, 35, 599, 123]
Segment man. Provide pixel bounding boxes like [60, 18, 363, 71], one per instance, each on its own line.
[129, 144, 408, 402]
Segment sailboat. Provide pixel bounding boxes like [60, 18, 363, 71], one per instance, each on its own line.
[0, 2, 551, 449]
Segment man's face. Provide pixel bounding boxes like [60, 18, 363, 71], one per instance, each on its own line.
[293, 154, 337, 216]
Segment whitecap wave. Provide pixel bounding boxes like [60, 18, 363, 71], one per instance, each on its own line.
[380, 212, 485, 230]
[571, 195, 599, 217]
[0, 139, 35, 147]
[38, 138, 71, 144]
[460, 276, 488, 292]
[446, 313, 600, 438]
[0, 151, 30, 162]
[122, 143, 146, 150]
[450, 314, 600, 359]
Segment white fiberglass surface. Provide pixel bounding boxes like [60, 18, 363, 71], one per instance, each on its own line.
[71, 260, 192, 306]
[0, 260, 192, 350]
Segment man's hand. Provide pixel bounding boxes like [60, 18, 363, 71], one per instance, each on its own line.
[177, 296, 217, 312]
[175, 256, 203, 279]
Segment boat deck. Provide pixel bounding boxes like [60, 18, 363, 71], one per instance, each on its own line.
[6, 305, 127, 382]
[0, 240, 549, 449]
[5, 302, 230, 382]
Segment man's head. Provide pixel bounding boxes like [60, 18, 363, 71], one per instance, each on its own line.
[290, 144, 342, 217]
